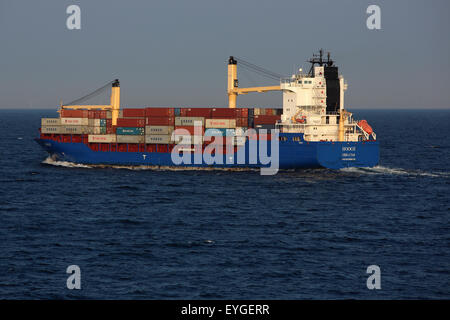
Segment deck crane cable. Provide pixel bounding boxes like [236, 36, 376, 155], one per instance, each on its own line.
[238, 65, 258, 86]
[63, 79, 116, 106]
[234, 57, 286, 81]
[238, 63, 281, 81]
[234, 57, 284, 79]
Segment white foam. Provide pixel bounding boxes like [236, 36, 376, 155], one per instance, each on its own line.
[41, 157, 258, 172]
[97, 165, 259, 172]
[42, 157, 92, 169]
[341, 165, 447, 178]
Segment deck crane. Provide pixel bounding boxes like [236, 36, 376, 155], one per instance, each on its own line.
[59, 79, 121, 125]
[227, 56, 283, 108]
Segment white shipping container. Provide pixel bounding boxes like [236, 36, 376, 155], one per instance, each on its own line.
[88, 126, 101, 134]
[175, 117, 204, 126]
[145, 134, 172, 144]
[88, 119, 101, 127]
[205, 119, 236, 128]
[116, 135, 145, 144]
[106, 111, 112, 119]
[41, 118, 61, 126]
[88, 134, 116, 143]
[145, 125, 174, 135]
[61, 117, 89, 126]
[173, 135, 203, 145]
[41, 126, 62, 134]
[62, 126, 90, 134]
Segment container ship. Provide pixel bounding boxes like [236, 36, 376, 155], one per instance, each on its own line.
[36, 50, 379, 172]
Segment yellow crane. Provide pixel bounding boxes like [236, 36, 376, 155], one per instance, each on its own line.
[59, 79, 121, 125]
[227, 56, 282, 108]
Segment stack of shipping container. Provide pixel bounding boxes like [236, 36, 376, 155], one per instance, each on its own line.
[41, 110, 113, 136]
[115, 108, 146, 144]
[40, 107, 282, 150]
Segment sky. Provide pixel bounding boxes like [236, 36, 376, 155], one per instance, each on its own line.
[0, 0, 449, 109]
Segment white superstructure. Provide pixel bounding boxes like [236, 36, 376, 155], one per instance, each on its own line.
[277, 51, 375, 142]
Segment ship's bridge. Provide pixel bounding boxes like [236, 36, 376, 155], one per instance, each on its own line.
[280, 65, 347, 123]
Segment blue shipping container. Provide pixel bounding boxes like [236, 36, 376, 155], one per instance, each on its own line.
[116, 127, 145, 135]
[204, 128, 236, 136]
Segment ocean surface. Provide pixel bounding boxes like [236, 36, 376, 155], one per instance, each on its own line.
[0, 109, 449, 299]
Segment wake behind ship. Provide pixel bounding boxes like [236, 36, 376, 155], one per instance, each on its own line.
[35, 51, 379, 171]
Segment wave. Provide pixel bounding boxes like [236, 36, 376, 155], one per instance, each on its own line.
[41, 157, 259, 172]
[42, 157, 92, 169]
[41, 158, 449, 177]
[340, 165, 449, 178]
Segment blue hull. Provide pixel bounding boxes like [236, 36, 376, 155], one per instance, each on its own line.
[35, 134, 379, 170]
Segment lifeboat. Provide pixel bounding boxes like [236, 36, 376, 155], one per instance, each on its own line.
[358, 120, 373, 135]
[295, 115, 306, 123]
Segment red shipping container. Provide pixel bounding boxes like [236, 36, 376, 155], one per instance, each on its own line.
[128, 144, 139, 152]
[72, 135, 82, 143]
[123, 108, 146, 117]
[260, 108, 277, 116]
[116, 118, 146, 127]
[146, 117, 175, 126]
[145, 107, 175, 117]
[89, 143, 99, 151]
[211, 108, 237, 118]
[254, 115, 281, 125]
[236, 117, 248, 127]
[89, 110, 107, 119]
[237, 108, 249, 118]
[181, 108, 212, 118]
[100, 144, 110, 152]
[61, 109, 89, 118]
[174, 126, 204, 135]
[118, 144, 127, 152]
[106, 119, 112, 127]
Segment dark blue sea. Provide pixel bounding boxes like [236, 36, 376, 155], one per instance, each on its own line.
[0, 109, 449, 299]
